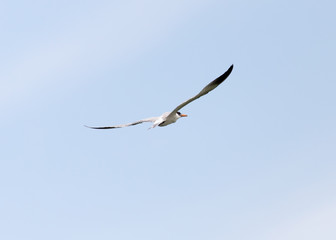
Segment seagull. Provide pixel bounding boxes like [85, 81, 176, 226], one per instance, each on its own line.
[85, 64, 233, 130]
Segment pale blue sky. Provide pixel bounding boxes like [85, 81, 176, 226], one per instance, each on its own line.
[1, 0, 336, 239]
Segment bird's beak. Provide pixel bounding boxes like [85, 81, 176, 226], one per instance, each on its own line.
[180, 114, 188, 117]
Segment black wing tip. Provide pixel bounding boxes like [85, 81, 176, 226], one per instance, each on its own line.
[227, 64, 234, 74]
[213, 64, 234, 84]
[223, 64, 234, 77]
[84, 125, 116, 129]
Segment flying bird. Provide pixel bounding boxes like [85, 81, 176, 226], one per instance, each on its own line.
[85, 64, 233, 130]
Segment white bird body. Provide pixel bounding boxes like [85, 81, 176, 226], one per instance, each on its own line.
[85, 64, 233, 130]
[156, 112, 184, 127]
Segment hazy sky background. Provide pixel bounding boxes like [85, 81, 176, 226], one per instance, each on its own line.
[1, 0, 335, 239]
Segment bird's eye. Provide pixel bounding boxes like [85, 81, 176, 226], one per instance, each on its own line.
[177, 111, 181, 115]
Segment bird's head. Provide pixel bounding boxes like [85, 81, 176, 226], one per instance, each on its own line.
[177, 111, 188, 118]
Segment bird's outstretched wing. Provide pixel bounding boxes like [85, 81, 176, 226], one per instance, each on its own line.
[167, 64, 233, 119]
[85, 117, 158, 129]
